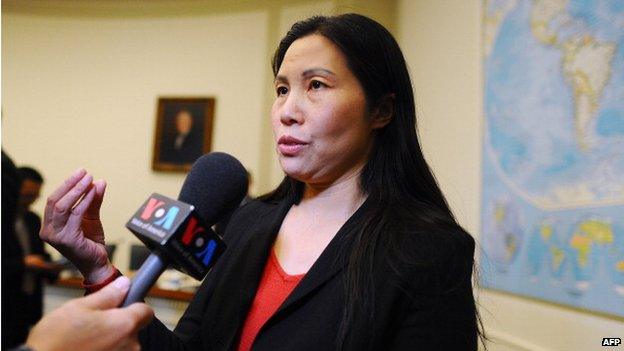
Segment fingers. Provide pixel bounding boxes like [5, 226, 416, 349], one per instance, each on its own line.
[104, 303, 154, 340]
[79, 276, 131, 310]
[44, 168, 86, 224]
[50, 173, 93, 228]
[112, 337, 142, 351]
[124, 303, 155, 330]
[65, 185, 97, 231]
[85, 179, 107, 220]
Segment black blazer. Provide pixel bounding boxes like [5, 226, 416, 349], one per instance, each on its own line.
[139, 197, 477, 350]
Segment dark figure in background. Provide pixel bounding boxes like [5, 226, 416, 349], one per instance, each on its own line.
[1, 151, 28, 349]
[160, 109, 203, 164]
[15, 167, 60, 327]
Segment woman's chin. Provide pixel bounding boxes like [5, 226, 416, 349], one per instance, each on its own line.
[282, 169, 306, 181]
[279, 160, 308, 181]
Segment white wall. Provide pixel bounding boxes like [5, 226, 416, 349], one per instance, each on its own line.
[2, 5, 271, 271]
[1, 0, 341, 275]
[1, 0, 401, 272]
[396, 1, 624, 350]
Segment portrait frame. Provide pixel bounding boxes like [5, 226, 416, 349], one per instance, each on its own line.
[152, 97, 215, 172]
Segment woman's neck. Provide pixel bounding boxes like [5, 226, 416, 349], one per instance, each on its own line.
[299, 167, 366, 219]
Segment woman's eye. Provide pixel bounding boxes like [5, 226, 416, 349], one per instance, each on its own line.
[310, 80, 325, 90]
[276, 86, 288, 96]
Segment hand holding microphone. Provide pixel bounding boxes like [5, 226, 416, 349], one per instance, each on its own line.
[25, 276, 153, 351]
[40, 153, 248, 303]
[30, 153, 246, 351]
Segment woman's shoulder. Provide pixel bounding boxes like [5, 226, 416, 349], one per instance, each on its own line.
[406, 225, 474, 257]
[381, 215, 476, 292]
[389, 210, 475, 259]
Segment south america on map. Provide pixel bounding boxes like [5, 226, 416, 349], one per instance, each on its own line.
[482, 0, 624, 318]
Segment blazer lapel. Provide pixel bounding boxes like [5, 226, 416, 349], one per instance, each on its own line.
[236, 199, 292, 314]
[270, 198, 371, 320]
[209, 197, 370, 350]
[208, 198, 292, 350]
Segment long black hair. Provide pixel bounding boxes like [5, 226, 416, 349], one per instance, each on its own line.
[262, 13, 484, 349]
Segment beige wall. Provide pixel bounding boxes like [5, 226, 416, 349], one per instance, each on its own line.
[1, 0, 394, 277]
[2, 9, 270, 271]
[1, 0, 334, 271]
[396, 1, 624, 350]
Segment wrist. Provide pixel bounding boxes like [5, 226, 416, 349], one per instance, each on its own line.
[81, 261, 116, 285]
[82, 267, 122, 294]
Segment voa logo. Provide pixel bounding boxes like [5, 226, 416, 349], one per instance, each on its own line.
[181, 217, 217, 267]
[140, 198, 180, 231]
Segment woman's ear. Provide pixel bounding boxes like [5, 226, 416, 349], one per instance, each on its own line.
[371, 94, 395, 129]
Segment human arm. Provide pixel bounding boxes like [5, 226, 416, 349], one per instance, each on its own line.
[24, 212, 63, 279]
[24, 276, 153, 351]
[389, 233, 479, 350]
[39, 169, 116, 283]
[24, 254, 63, 273]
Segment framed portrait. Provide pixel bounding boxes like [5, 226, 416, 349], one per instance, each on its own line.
[152, 97, 215, 172]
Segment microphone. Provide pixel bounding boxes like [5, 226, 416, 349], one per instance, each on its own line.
[121, 152, 248, 306]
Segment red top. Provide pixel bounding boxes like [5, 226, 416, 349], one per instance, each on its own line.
[237, 249, 305, 351]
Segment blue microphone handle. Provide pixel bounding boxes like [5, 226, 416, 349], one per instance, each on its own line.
[121, 252, 167, 307]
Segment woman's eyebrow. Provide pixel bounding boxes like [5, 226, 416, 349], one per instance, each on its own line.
[302, 68, 336, 79]
[274, 68, 336, 84]
[274, 75, 288, 84]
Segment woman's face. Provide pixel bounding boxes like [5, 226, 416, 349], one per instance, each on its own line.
[271, 34, 375, 186]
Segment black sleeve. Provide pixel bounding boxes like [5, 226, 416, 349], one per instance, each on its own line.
[139, 263, 221, 351]
[390, 234, 478, 350]
[138, 318, 190, 351]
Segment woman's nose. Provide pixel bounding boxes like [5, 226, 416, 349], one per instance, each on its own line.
[280, 93, 304, 126]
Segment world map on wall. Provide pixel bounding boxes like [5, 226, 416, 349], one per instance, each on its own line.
[481, 0, 624, 318]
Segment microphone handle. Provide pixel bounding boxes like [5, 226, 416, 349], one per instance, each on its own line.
[121, 252, 168, 307]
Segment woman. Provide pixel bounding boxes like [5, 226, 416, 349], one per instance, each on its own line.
[40, 14, 481, 350]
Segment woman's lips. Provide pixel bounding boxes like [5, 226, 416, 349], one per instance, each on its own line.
[278, 135, 308, 156]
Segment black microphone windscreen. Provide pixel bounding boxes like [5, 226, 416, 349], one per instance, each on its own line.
[178, 152, 248, 226]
